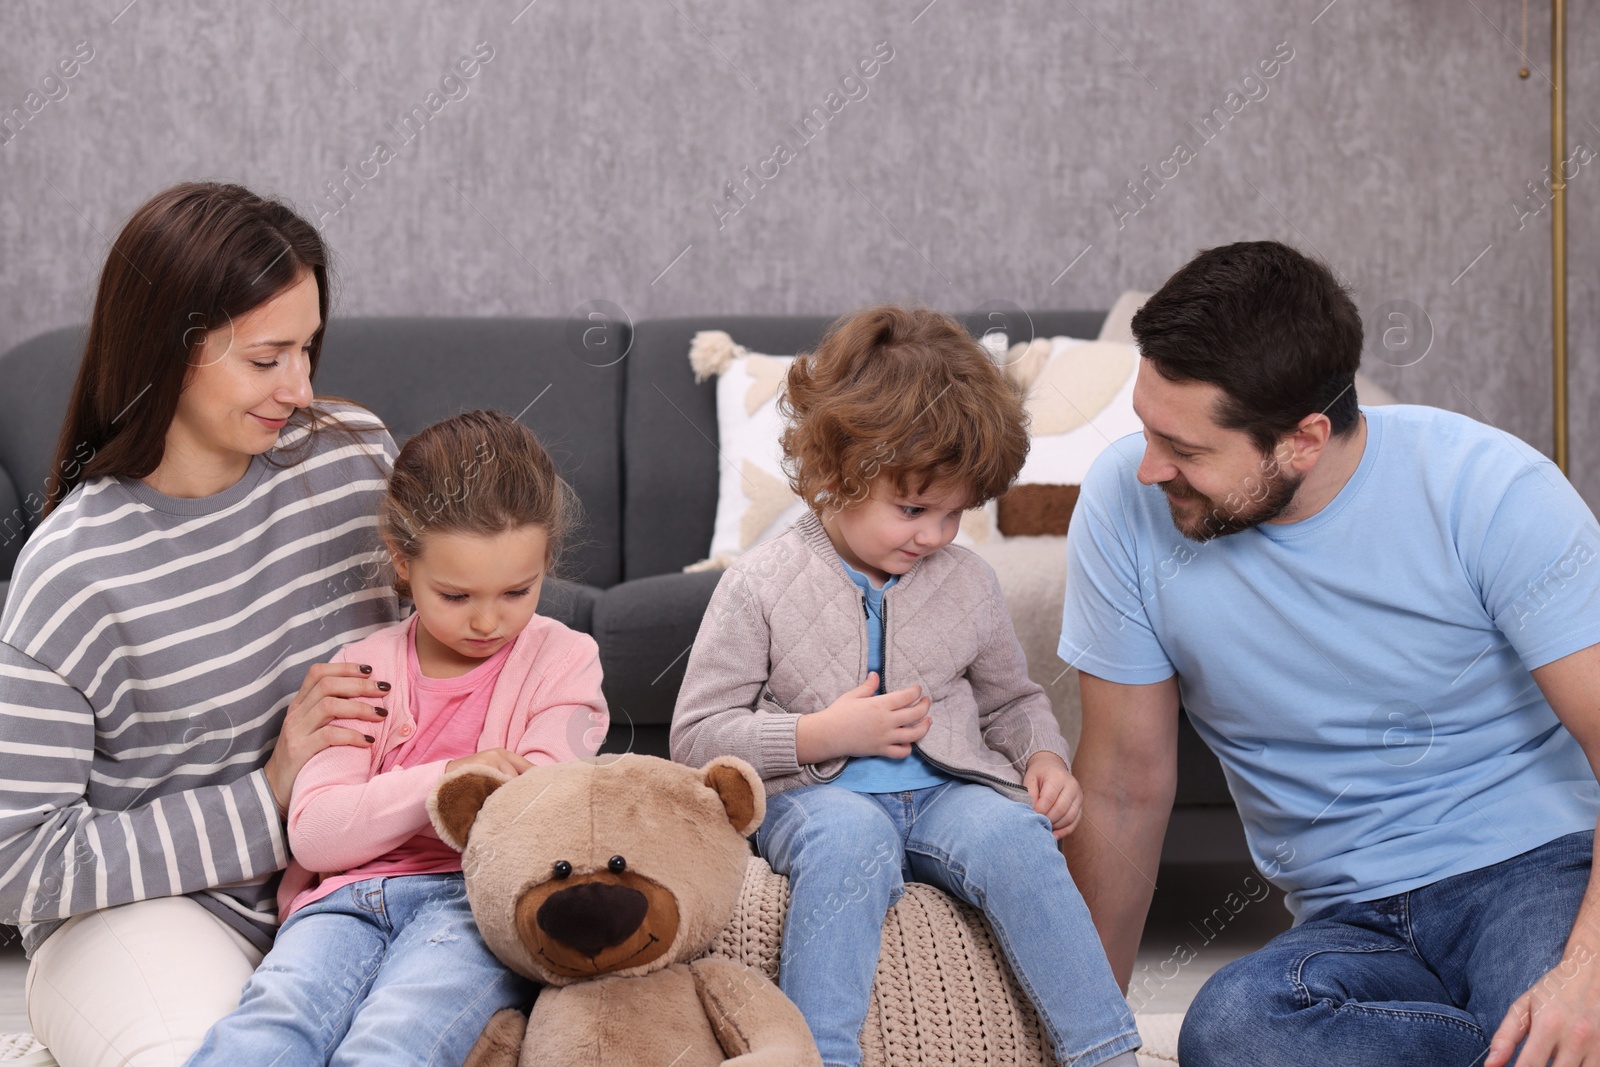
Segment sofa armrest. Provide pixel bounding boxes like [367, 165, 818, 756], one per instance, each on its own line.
[0, 462, 24, 587]
[591, 569, 723, 758]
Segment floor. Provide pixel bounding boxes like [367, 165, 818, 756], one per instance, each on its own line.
[1129, 861, 1293, 1014]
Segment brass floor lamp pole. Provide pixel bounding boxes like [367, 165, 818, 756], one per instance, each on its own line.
[1552, 0, 1568, 473]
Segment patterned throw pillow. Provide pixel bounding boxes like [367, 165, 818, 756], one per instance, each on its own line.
[1002, 335, 1142, 489]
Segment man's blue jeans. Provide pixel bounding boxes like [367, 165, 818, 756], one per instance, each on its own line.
[1180, 830, 1594, 1066]
[186, 873, 532, 1067]
[756, 781, 1140, 1067]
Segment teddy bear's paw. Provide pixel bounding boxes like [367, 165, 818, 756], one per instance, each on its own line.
[462, 1008, 528, 1067]
[692, 957, 822, 1066]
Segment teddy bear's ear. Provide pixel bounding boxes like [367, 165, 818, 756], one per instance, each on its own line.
[702, 757, 765, 836]
[428, 766, 514, 850]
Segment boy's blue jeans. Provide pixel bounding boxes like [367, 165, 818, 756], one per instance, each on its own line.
[1179, 830, 1593, 1066]
[185, 872, 532, 1067]
[755, 781, 1140, 1067]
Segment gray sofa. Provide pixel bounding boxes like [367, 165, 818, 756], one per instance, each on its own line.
[0, 311, 1241, 860]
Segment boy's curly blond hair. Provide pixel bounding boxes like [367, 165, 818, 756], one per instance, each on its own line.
[779, 305, 1029, 511]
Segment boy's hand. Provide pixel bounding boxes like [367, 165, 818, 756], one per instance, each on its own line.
[795, 672, 932, 764]
[1024, 751, 1082, 840]
[446, 748, 532, 778]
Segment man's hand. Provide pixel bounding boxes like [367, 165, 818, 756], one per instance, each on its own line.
[1498, 649, 1600, 1065]
[1024, 751, 1082, 840]
[1486, 941, 1600, 1066]
[794, 672, 931, 764]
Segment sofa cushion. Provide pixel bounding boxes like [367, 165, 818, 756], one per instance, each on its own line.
[315, 318, 625, 589]
[621, 311, 1107, 582]
[0, 326, 86, 583]
[591, 568, 723, 758]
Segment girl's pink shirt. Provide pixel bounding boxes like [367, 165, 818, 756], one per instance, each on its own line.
[289, 636, 513, 907]
[276, 613, 608, 920]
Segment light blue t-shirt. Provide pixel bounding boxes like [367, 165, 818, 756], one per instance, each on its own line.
[833, 557, 952, 793]
[1061, 405, 1600, 921]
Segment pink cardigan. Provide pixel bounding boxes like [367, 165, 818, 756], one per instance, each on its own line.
[276, 613, 608, 919]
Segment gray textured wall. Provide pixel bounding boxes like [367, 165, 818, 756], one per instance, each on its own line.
[3, 1, 1597, 501]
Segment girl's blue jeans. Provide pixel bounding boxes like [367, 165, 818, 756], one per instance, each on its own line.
[755, 781, 1140, 1067]
[1179, 829, 1593, 1066]
[185, 872, 532, 1067]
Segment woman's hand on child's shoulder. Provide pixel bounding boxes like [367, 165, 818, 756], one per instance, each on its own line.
[446, 748, 533, 778]
[1023, 752, 1082, 840]
[795, 673, 932, 765]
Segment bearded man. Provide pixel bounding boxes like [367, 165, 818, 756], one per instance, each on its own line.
[1061, 240, 1600, 1067]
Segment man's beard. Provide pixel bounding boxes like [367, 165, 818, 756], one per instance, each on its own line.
[1161, 462, 1303, 542]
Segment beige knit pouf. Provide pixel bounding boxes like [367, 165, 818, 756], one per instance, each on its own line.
[708, 857, 1061, 1066]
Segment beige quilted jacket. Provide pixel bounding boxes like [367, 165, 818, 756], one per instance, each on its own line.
[671, 510, 1071, 799]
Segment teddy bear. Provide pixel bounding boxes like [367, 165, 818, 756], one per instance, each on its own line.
[427, 752, 822, 1067]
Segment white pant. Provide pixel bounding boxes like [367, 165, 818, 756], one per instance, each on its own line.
[25, 897, 264, 1067]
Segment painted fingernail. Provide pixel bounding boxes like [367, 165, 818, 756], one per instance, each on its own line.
[359, 664, 372, 674]
[375, 681, 391, 692]
[375, 708, 389, 717]
[363, 734, 375, 743]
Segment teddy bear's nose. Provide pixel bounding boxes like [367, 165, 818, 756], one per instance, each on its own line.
[536, 881, 649, 958]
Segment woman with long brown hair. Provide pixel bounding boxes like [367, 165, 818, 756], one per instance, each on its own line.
[0, 182, 398, 1065]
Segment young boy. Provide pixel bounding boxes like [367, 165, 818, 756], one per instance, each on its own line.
[671, 306, 1140, 1067]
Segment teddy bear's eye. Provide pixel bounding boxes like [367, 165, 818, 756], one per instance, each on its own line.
[553, 860, 573, 879]
[608, 855, 627, 874]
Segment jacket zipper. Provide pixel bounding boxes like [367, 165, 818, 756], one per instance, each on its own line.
[874, 595, 884, 694]
[881, 587, 1020, 792]
[911, 743, 1021, 791]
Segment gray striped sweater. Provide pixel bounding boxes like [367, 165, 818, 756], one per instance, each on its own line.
[0, 403, 400, 955]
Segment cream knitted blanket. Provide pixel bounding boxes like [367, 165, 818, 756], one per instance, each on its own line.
[708, 857, 1180, 1066]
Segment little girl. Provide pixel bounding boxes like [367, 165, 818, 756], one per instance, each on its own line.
[188, 410, 608, 1067]
[671, 306, 1140, 1067]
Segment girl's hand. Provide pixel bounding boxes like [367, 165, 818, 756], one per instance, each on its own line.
[795, 673, 932, 764]
[446, 748, 533, 778]
[263, 662, 391, 814]
[1024, 752, 1082, 840]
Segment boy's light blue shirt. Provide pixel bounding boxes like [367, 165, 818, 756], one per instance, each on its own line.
[1061, 405, 1600, 921]
[833, 556, 952, 793]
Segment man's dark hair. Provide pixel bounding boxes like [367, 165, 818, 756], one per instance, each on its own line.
[1131, 241, 1363, 454]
